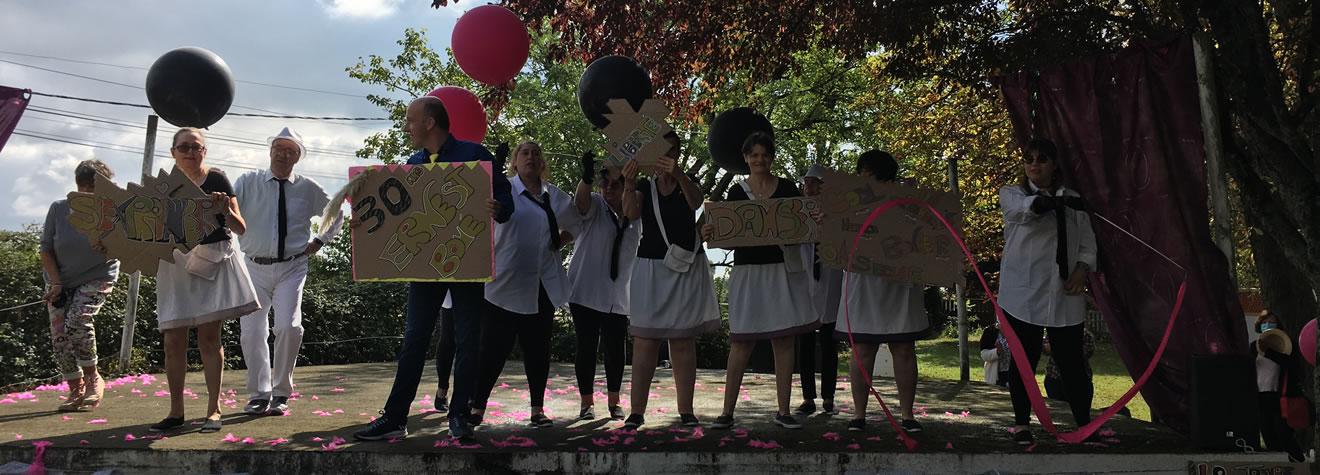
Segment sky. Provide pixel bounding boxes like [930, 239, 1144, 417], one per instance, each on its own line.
[0, 0, 486, 230]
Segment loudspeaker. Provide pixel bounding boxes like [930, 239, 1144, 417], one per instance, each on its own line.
[1189, 354, 1260, 450]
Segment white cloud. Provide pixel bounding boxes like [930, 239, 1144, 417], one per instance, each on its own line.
[320, 0, 405, 20]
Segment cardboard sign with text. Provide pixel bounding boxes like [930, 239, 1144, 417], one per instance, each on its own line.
[704, 197, 820, 248]
[348, 162, 493, 282]
[815, 167, 964, 287]
[66, 169, 223, 274]
[601, 98, 673, 170]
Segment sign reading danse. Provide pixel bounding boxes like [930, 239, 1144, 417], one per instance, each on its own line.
[704, 197, 820, 248]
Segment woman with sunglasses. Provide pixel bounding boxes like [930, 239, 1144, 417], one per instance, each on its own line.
[997, 138, 1097, 445]
[149, 128, 259, 434]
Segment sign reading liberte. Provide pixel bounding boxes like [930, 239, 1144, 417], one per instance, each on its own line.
[348, 162, 493, 282]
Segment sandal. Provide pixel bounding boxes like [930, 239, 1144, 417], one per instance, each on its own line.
[57, 379, 85, 412]
[78, 375, 105, 409]
[199, 416, 223, 433]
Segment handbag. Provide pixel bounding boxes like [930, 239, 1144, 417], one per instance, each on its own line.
[1280, 372, 1313, 430]
[184, 239, 233, 281]
[651, 179, 697, 273]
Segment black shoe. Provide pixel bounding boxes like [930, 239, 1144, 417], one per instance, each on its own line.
[608, 405, 625, 420]
[149, 416, 186, 433]
[267, 396, 289, 416]
[794, 401, 817, 416]
[901, 419, 923, 433]
[622, 414, 644, 430]
[847, 418, 866, 432]
[1013, 429, 1035, 446]
[577, 406, 595, 421]
[529, 413, 553, 428]
[434, 396, 449, 413]
[449, 415, 473, 439]
[354, 413, 407, 441]
[467, 412, 484, 427]
[710, 415, 735, 430]
[680, 413, 700, 427]
[243, 399, 269, 415]
[774, 413, 803, 429]
[821, 401, 837, 415]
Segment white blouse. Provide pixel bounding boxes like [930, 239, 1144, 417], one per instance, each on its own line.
[483, 175, 580, 315]
[567, 193, 641, 315]
[997, 183, 1097, 327]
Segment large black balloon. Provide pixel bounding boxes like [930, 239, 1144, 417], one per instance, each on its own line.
[708, 107, 774, 174]
[577, 55, 653, 129]
[145, 47, 235, 128]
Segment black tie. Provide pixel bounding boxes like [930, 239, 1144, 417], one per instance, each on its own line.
[524, 190, 561, 250]
[1051, 192, 1068, 279]
[606, 209, 629, 280]
[276, 178, 288, 260]
[813, 247, 821, 281]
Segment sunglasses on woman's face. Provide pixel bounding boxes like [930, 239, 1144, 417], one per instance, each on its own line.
[1023, 155, 1053, 165]
[173, 144, 206, 153]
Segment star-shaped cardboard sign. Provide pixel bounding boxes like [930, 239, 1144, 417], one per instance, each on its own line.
[66, 168, 223, 274]
[601, 98, 673, 169]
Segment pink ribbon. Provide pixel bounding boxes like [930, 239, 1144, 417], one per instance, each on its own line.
[842, 197, 1186, 447]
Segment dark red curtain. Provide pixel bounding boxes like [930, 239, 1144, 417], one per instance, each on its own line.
[996, 36, 1247, 431]
[0, 86, 29, 154]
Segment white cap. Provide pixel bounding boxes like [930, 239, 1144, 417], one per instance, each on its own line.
[267, 127, 306, 159]
[804, 163, 827, 180]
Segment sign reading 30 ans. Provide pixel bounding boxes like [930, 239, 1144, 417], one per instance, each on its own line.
[348, 162, 493, 282]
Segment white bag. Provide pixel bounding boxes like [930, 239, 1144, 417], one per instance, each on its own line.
[651, 180, 698, 273]
[184, 239, 233, 281]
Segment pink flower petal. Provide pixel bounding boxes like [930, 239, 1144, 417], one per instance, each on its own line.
[331, 388, 345, 393]
[87, 419, 107, 425]
[241, 437, 257, 445]
[311, 437, 324, 442]
[222, 433, 240, 443]
[60, 416, 71, 421]
[124, 434, 136, 441]
[79, 440, 89, 445]
[822, 432, 841, 442]
[846, 443, 861, 450]
[945, 441, 954, 449]
[266, 438, 290, 446]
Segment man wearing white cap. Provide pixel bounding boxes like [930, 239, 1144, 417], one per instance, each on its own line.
[233, 127, 344, 416]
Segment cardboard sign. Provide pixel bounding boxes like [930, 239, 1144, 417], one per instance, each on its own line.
[814, 167, 964, 287]
[704, 197, 820, 248]
[601, 98, 673, 169]
[348, 162, 493, 282]
[66, 169, 223, 275]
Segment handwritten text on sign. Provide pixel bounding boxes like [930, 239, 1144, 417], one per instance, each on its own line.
[66, 169, 221, 274]
[349, 162, 493, 282]
[814, 167, 964, 286]
[704, 197, 819, 248]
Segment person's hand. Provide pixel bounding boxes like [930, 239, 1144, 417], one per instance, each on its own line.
[302, 239, 324, 256]
[700, 223, 714, 241]
[621, 160, 639, 181]
[493, 143, 510, 173]
[1064, 267, 1088, 295]
[654, 157, 677, 177]
[348, 216, 364, 229]
[1030, 194, 1058, 214]
[210, 192, 231, 214]
[1061, 196, 1087, 212]
[487, 198, 502, 219]
[808, 207, 823, 225]
[580, 152, 596, 184]
[43, 283, 63, 304]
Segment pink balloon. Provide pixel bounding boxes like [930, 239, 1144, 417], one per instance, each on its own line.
[1301, 318, 1317, 366]
[451, 5, 530, 86]
[426, 86, 487, 143]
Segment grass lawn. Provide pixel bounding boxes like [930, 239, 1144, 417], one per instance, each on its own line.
[840, 333, 1152, 421]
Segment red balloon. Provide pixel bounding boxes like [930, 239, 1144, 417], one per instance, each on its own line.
[1301, 318, 1317, 366]
[451, 5, 530, 86]
[426, 86, 487, 143]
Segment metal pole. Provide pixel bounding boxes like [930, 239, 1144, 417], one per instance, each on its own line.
[948, 156, 970, 382]
[1192, 34, 1235, 285]
[119, 114, 157, 369]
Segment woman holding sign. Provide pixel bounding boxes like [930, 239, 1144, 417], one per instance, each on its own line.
[703, 132, 819, 430]
[836, 150, 929, 434]
[997, 138, 1097, 445]
[470, 141, 578, 429]
[619, 132, 720, 429]
[150, 128, 260, 434]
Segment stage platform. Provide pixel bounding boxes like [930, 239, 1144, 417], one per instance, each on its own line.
[0, 362, 1287, 474]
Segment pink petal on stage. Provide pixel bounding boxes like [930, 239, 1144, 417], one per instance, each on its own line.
[1098, 428, 1117, 437]
[866, 436, 884, 442]
[945, 442, 954, 449]
[13, 434, 22, 440]
[311, 395, 320, 400]
[241, 437, 257, 445]
[154, 390, 170, 397]
[311, 437, 324, 442]
[622, 437, 635, 445]
[290, 392, 301, 398]
[123, 434, 136, 441]
[747, 439, 783, 449]
[222, 433, 240, 443]
[643, 430, 665, 436]
[331, 388, 345, 393]
[591, 435, 620, 447]
[741, 395, 751, 402]
[60, 416, 71, 421]
[266, 438, 290, 446]
[499, 383, 510, 389]
[87, 419, 107, 425]
[1025, 443, 1037, 453]
[944, 411, 955, 417]
[388, 438, 402, 444]
[822, 432, 841, 442]
[333, 409, 345, 414]
[486, 401, 504, 408]
[13, 392, 36, 400]
[846, 443, 861, 450]
[733, 428, 750, 439]
[79, 440, 89, 445]
[0, 399, 16, 404]
[490, 435, 538, 448]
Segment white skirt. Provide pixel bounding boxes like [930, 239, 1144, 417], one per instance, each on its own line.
[155, 238, 260, 331]
[834, 271, 928, 343]
[629, 254, 720, 339]
[727, 261, 819, 341]
[812, 267, 845, 325]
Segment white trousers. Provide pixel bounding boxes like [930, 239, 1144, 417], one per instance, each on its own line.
[239, 255, 309, 400]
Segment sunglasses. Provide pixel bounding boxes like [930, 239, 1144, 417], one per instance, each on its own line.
[173, 144, 206, 153]
[1023, 155, 1053, 165]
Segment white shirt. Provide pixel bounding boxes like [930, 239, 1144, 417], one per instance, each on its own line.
[567, 193, 641, 314]
[1256, 353, 1281, 392]
[484, 175, 580, 314]
[996, 183, 1097, 327]
[233, 169, 343, 258]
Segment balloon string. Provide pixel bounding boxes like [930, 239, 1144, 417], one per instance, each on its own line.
[843, 197, 1186, 447]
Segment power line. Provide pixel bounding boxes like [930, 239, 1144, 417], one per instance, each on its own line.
[25, 91, 391, 121]
[0, 49, 370, 98]
[0, 58, 142, 89]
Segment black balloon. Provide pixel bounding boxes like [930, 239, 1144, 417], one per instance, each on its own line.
[577, 55, 653, 129]
[145, 47, 235, 128]
[707, 107, 773, 174]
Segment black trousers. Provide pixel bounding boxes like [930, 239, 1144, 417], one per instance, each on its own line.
[473, 287, 555, 408]
[1258, 391, 1305, 461]
[798, 321, 839, 401]
[433, 308, 455, 394]
[570, 303, 628, 395]
[1006, 316, 1092, 426]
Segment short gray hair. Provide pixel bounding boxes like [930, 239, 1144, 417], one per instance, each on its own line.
[74, 160, 113, 188]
